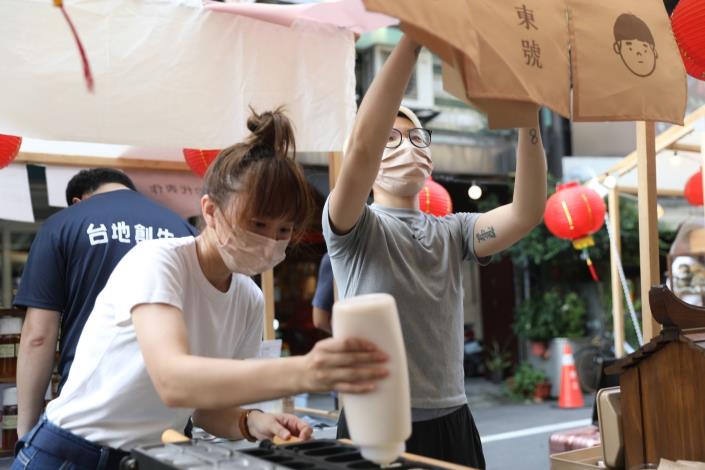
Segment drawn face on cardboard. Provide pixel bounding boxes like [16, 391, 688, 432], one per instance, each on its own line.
[612, 13, 658, 78]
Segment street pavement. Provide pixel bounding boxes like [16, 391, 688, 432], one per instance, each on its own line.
[467, 378, 595, 470]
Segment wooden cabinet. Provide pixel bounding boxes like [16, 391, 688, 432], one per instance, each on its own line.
[607, 286, 705, 468]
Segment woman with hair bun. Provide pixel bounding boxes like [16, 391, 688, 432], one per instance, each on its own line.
[13, 108, 389, 470]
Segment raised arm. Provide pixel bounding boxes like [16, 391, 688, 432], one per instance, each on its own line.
[473, 111, 548, 258]
[327, 35, 419, 234]
[132, 303, 388, 411]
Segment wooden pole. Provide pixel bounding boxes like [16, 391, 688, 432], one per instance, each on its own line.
[608, 189, 625, 358]
[668, 142, 701, 154]
[261, 269, 276, 341]
[636, 122, 661, 342]
[16, 152, 190, 172]
[701, 128, 705, 229]
[2, 227, 10, 308]
[597, 105, 705, 183]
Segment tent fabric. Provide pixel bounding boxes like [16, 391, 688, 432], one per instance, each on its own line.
[205, 0, 397, 34]
[569, 0, 687, 125]
[0, 0, 356, 152]
[366, 0, 686, 128]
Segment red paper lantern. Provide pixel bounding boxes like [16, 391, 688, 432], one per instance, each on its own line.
[544, 181, 606, 250]
[182, 149, 220, 177]
[418, 177, 453, 216]
[672, 0, 705, 81]
[684, 169, 703, 206]
[0, 134, 22, 170]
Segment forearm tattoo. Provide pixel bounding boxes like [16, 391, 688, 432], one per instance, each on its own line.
[476, 226, 497, 242]
[529, 128, 539, 145]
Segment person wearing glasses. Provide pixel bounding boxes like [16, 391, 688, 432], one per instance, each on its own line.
[323, 35, 547, 468]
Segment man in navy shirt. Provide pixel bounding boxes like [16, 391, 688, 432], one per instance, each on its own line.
[14, 168, 197, 439]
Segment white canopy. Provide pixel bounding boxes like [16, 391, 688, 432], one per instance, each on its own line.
[0, 0, 357, 152]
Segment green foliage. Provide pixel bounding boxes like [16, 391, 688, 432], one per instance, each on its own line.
[599, 280, 643, 349]
[513, 289, 587, 340]
[485, 341, 512, 373]
[507, 362, 547, 400]
[559, 292, 587, 338]
[478, 172, 678, 351]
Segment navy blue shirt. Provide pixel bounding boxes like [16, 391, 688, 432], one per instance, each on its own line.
[312, 253, 334, 312]
[14, 189, 197, 391]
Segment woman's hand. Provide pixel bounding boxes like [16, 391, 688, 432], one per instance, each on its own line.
[247, 411, 313, 442]
[302, 337, 389, 393]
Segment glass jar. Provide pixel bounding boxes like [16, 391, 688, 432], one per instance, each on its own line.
[0, 319, 15, 380]
[5, 318, 23, 381]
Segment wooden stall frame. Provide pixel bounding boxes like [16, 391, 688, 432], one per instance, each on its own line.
[598, 105, 705, 345]
[16, 152, 190, 172]
[608, 188, 626, 358]
[636, 122, 661, 341]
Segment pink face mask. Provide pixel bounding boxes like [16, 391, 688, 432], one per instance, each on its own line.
[213, 210, 290, 276]
[374, 142, 433, 197]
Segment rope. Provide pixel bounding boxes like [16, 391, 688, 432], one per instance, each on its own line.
[604, 213, 644, 346]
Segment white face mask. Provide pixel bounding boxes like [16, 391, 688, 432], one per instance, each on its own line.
[213, 210, 289, 276]
[374, 142, 433, 197]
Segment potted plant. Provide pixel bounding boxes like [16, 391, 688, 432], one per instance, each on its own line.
[507, 362, 550, 403]
[513, 290, 587, 358]
[554, 291, 587, 339]
[513, 295, 556, 358]
[485, 341, 511, 383]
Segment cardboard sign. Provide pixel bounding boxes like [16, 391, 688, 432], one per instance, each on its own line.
[568, 0, 687, 124]
[366, 0, 570, 123]
[364, 0, 474, 66]
[458, 0, 570, 119]
[442, 57, 539, 129]
[367, 0, 687, 127]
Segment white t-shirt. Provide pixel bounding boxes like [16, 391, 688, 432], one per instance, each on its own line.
[46, 236, 264, 450]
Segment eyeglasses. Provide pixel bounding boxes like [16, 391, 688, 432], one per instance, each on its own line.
[385, 128, 432, 149]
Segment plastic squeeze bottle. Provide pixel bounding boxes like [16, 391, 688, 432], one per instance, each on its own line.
[332, 293, 411, 465]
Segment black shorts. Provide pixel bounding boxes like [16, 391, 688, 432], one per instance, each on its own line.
[336, 404, 486, 469]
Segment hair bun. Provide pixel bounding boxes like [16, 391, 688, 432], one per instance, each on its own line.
[245, 106, 295, 160]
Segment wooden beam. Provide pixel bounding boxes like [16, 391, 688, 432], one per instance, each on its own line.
[668, 142, 701, 154]
[636, 121, 661, 341]
[261, 269, 276, 341]
[598, 104, 705, 181]
[2, 227, 10, 308]
[615, 186, 683, 198]
[16, 151, 190, 172]
[608, 189, 625, 358]
[702, 129, 705, 242]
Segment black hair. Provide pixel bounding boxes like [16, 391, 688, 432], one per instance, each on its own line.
[65, 168, 136, 205]
[202, 107, 313, 242]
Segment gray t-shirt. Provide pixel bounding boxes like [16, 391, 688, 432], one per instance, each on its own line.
[323, 200, 487, 420]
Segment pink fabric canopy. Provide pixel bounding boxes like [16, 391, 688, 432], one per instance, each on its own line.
[206, 0, 397, 34]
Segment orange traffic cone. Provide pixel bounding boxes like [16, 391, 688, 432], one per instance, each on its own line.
[558, 343, 585, 409]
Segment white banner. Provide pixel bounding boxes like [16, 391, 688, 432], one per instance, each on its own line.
[0, 164, 34, 223]
[45, 166, 85, 208]
[0, 0, 356, 152]
[124, 169, 203, 219]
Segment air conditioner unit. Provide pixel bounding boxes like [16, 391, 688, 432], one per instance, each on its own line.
[372, 46, 435, 109]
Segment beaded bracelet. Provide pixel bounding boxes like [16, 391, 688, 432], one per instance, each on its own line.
[239, 408, 263, 442]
